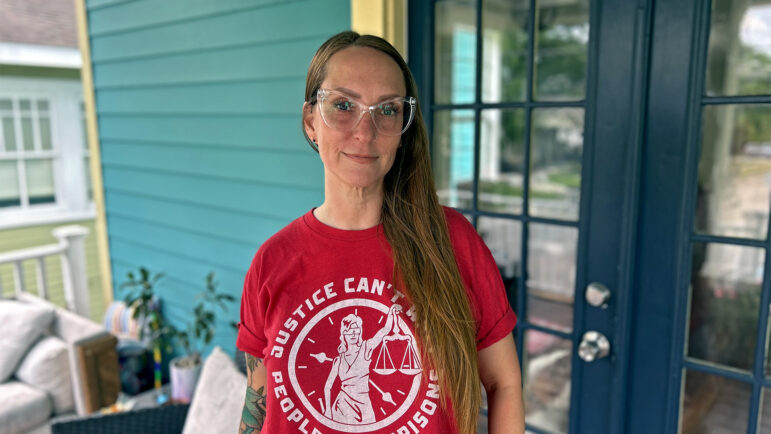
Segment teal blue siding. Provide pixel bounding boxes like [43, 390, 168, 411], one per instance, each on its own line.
[100, 142, 321, 187]
[86, 0, 349, 357]
[89, 2, 338, 63]
[95, 79, 304, 114]
[98, 115, 304, 149]
[88, 0, 291, 36]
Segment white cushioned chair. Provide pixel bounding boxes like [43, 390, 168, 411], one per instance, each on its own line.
[0, 293, 120, 434]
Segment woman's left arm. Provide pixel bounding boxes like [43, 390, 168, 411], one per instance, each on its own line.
[478, 333, 525, 434]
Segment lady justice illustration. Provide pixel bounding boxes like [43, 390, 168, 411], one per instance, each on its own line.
[322, 303, 420, 424]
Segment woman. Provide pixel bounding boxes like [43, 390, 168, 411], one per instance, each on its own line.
[237, 31, 524, 434]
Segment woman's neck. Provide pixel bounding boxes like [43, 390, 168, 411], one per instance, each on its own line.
[316, 180, 384, 230]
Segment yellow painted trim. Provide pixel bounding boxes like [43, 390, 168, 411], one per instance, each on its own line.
[351, 0, 407, 60]
[75, 0, 114, 305]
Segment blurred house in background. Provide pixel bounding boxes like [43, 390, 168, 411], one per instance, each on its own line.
[0, 0, 104, 321]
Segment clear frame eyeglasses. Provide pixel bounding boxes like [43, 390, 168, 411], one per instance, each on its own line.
[313, 88, 416, 136]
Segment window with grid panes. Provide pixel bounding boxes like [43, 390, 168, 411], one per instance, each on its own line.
[0, 97, 56, 208]
[0, 79, 93, 229]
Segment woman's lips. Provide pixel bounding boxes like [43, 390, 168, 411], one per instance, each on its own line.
[344, 153, 377, 164]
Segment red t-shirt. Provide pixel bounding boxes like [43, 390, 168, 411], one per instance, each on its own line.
[237, 207, 517, 434]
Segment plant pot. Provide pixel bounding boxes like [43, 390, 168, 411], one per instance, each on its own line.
[170, 355, 202, 403]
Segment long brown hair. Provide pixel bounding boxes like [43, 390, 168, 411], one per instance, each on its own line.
[303, 31, 480, 434]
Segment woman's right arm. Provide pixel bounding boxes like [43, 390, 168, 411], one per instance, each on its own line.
[239, 352, 268, 434]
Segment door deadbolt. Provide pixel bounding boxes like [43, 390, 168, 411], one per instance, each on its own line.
[585, 282, 611, 308]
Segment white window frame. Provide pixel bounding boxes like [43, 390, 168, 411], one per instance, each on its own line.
[0, 76, 94, 230]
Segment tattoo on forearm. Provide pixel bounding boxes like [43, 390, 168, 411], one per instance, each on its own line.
[240, 354, 267, 434]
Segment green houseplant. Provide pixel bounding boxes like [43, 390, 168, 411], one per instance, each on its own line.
[120, 268, 236, 402]
[119, 267, 175, 394]
[119, 267, 175, 348]
[167, 271, 236, 402]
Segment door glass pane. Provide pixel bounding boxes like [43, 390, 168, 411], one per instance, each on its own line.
[478, 216, 522, 310]
[706, 0, 771, 96]
[760, 388, 771, 433]
[687, 242, 763, 371]
[482, 0, 529, 103]
[764, 308, 771, 377]
[479, 109, 526, 214]
[533, 0, 590, 101]
[679, 370, 750, 434]
[696, 104, 771, 240]
[25, 159, 56, 205]
[0, 160, 20, 207]
[434, 110, 475, 209]
[529, 108, 584, 221]
[524, 329, 571, 434]
[527, 223, 577, 333]
[1, 117, 14, 152]
[435, 0, 477, 105]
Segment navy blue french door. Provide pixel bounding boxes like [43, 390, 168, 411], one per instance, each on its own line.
[411, 0, 771, 433]
[630, 0, 771, 433]
[409, 0, 646, 432]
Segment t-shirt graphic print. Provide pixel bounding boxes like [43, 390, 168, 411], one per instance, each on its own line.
[284, 289, 440, 433]
[237, 207, 517, 434]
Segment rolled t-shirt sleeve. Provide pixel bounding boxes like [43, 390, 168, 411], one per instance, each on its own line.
[445, 208, 518, 351]
[236, 252, 269, 358]
[472, 241, 518, 350]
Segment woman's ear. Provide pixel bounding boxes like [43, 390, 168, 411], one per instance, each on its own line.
[302, 102, 316, 142]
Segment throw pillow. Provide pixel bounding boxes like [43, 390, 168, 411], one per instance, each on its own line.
[15, 335, 75, 414]
[181, 347, 247, 434]
[0, 300, 55, 382]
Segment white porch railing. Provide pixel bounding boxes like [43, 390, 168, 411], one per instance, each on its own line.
[0, 225, 91, 317]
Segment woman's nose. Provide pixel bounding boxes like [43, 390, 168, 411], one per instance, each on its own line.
[353, 110, 377, 141]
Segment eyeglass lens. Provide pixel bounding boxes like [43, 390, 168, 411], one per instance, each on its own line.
[319, 94, 413, 136]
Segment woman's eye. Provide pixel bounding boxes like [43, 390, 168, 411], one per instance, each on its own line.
[334, 100, 355, 111]
[380, 104, 400, 116]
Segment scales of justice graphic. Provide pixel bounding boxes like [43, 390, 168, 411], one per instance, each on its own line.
[309, 307, 422, 405]
[289, 299, 426, 431]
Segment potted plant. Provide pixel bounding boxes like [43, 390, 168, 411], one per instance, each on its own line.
[167, 271, 235, 402]
[119, 268, 175, 395]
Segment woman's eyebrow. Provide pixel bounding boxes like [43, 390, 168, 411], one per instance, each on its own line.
[334, 87, 402, 101]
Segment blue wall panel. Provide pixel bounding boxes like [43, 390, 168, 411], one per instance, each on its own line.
[99, 141, 322, 188]
[95, 79, 303, 114]
[86, 0, 349, 358]
[89, 1, 343, 62]
[98, 115, 308, 150]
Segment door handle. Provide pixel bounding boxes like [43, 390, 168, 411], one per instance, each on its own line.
[578, 331, 611, 362]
